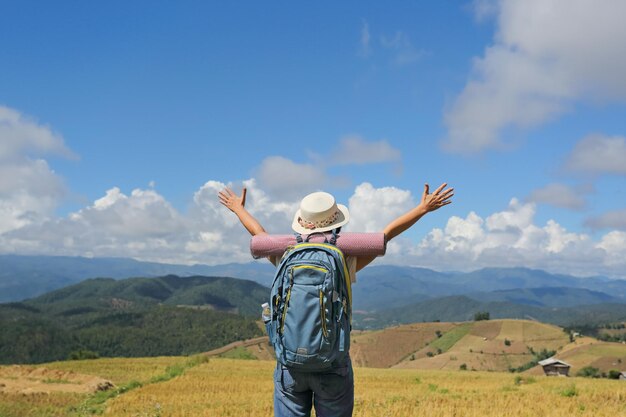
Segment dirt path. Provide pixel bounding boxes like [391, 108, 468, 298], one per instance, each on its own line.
[203, 336, 269, 356]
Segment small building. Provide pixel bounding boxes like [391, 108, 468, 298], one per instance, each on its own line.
[538, 358, 571, 377]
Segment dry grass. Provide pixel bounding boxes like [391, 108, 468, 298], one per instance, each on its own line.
[0, 356, 190, 417]
[42, 356, 188, 385]
[395, 319, 570, 372]
[104, 358, 275, 417]
[553, 341, 626, 375]
[351, 322, 457, 368]
[3, 320, 624, 417]
[0, 391, 86, 417]
[102, 358, 626, 417]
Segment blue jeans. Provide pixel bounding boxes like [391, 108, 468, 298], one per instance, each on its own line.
[273, 359, 354, 417]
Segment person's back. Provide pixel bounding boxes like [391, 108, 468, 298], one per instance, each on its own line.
[219, 183, 453, 417]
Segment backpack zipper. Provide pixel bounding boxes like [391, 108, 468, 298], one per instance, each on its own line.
[280, 268, 295, 334]
[291, 243, 352, 324]
[319, 289, 328, 339]
[293, 265, 328, 273]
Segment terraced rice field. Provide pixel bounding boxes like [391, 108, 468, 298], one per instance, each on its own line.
[103, 358, 626, 417]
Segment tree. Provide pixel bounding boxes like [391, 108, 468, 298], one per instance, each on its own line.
[474, 311, 490, 321]
[576, 366, 601, 378]
[608, 370, 622, 380]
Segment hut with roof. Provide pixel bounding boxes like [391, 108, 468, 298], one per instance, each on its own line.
[538, 358, 571, 377]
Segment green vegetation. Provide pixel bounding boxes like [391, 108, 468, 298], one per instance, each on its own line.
[0, 275, 266, 364]
[474, 311, 490, 321]
[608, 369, 622, 379]
[575, 366, 616, 379]
[69, 349, 100, 360]
[218, 346, 257, 360]
[69, 355, 209, 416]
[559, 384, 578, 397]
[509, 347, 556, 373]
[598, 333, 626, 342]
[513, 375, 535, 385]
[428, 323, 473, 353]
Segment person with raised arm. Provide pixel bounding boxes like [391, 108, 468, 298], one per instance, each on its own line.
[219, 182, 453, 417]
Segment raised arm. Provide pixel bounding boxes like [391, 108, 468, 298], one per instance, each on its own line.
[356, 182, 453, 271]
[383, 182, 453, 241]
[218, 187, 267, 236]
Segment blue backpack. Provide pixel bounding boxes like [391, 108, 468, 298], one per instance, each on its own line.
[265, 231, 352, 371]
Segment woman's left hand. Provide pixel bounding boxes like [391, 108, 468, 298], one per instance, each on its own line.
[419, 183, 453, 213]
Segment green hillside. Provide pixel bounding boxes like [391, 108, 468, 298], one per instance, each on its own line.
[0, 275, 268, 364]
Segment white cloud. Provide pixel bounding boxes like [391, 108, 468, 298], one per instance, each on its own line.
[331, 135, 402, 166]
[1, 175, 625, 277]
[347, 182, 413, 232]
[398, 198, 625, 278]
[597, 231, 626, 267]
[0, 179, 301, 264]
[485, 198, 534, 231]
[526, 183, 587, 210]
[0, 106, 76, 160]
[444, 0, 626, 153]
[254, 156, 330, 200]
[255, 136, 402, 199]
[0, 106, 74, 233]
[585, 209, 626, 231]
[564, 134, 626, 175]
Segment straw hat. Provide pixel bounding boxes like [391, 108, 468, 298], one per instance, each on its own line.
[291, 191, 350, 234]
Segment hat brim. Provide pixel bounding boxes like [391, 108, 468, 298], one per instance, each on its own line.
[291, 204, 350, 234]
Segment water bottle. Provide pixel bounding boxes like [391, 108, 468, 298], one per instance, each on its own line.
[261, 302, 271, 323]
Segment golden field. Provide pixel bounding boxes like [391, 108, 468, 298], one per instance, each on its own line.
[2, 320, 626, 417]
[0, 356, 193, 417]
[103, 358, 626, 417]
[2, 355, 626, 417]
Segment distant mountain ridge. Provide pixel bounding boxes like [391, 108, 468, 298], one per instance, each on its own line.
[467, 286, 621, 307]
[4, 255, 626, 305]
[2, 255, 626, 329]
[354, 295, 626, 329]
[28, 274, 269, 316]
[353, 265, 626, 311]
[0, 255, 275, 302]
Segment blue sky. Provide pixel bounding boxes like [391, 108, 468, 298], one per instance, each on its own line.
[1, 1, 625, 277]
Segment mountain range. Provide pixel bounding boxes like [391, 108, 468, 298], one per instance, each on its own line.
[2, 254, 626, 335]
[0, 255, 275, 302]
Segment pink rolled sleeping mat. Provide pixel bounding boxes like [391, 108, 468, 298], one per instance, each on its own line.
[250, 233, 386, 259]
